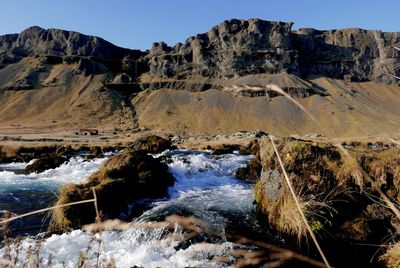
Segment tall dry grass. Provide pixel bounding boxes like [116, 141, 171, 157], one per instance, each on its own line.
[268, 135, 332, 268]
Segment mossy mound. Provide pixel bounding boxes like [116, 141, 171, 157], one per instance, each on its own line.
[25, 154, 67, 173]
[239, 139, 261, 155]
[0, 145, 59, 163]
[50, 150, 175, 230]
[24, 146, 77, 173]
[128, 135, 173, 154]
[235, 156, 261, 181]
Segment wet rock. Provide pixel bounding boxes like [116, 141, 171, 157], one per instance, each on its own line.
[235, 156, 261, 181]
[25, 154, 66, 173]
[50, 149, 175, 230]
[210, 144, 241, 155]
[55, 145, 75, 157]
[90, 146, 103, 158]
[84, 146, 104, 160]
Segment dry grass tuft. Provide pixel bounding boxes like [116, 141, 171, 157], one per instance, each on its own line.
[266, 186, 339, 242]
[268, 136, 332, 267]
[336, 152, 364, 189]
[270, 189, 308, 239]
[0, 145, 21, 157]
[381, 242, 400, 268]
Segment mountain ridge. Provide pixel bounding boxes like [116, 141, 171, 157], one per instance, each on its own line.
[0, 19, 400, 137]
[2, 19, 400, 86]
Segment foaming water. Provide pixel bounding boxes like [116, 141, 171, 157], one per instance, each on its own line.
[0, 156, 108, 192]
[139, 150, 254, 229]
[4, 227, 238, 268]
[1, 150, 261, 267]
[0, 156, 109, 236]
[0, 159, 36, 170]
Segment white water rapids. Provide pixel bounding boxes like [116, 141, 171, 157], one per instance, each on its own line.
[0, 150, 259, 267]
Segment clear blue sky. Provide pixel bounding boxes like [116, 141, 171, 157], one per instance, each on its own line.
[1, 0, 400, 50]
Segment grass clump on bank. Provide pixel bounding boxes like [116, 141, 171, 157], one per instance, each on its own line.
[50, 136, 175, 231]
[254, 138, 400, 256]
[50, 151, 174, 230]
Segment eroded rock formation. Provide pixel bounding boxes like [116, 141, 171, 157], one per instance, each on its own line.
[146, 19, 400, 86]
[2, 19, 400, 92]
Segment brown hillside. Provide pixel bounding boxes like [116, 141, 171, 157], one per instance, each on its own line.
[0, 57, 134, 131]
[133, 77, 400, 137]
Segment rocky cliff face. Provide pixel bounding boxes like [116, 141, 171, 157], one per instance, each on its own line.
[147, 19, 297, 79]
[146, 19, 400, 85]
[293, 28, 400, 84]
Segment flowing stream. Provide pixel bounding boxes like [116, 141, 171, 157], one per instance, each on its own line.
[0, 149, 274, 267]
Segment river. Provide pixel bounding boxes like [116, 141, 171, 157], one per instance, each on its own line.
[0, 149, 279, 267]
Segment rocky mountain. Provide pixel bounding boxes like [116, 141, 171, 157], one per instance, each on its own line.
[0, 26, 131, 61]
[0, 19, 400, 136]
[147, 19, 400, 85]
